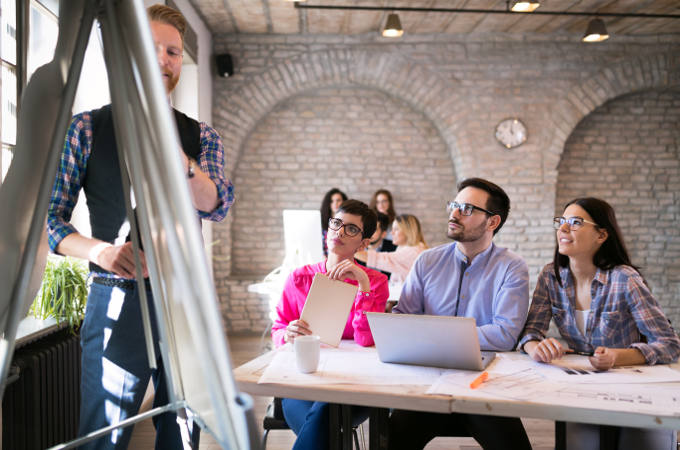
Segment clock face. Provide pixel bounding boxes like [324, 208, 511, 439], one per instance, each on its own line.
[495, 118, 527, 149]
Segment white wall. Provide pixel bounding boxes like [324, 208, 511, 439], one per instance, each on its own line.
[167, 0, 214, 124]
[166, 0, 217, 269]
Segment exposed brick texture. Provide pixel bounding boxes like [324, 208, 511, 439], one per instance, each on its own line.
[232, 87, 455, 275]
[557, 89, 680, 323]
[210, 32, 680, 333]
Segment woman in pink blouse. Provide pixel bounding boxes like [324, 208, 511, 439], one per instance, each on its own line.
[355, 214, 428, 282]
[271, 199, 389, 450]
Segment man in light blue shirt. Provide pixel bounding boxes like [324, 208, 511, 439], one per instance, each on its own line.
[389, 178, 532, 450]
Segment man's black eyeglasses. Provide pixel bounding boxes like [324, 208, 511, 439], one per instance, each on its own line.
[446, 201, 496, 217]
[328, 218, 363, 237]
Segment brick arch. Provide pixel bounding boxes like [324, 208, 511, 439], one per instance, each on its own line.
[543, 50, 680, 174]
[214, 48, 465, 178]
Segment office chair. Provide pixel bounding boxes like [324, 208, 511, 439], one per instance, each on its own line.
[262, 398, 363, 449]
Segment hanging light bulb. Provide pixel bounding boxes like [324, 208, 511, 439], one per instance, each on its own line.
[582, 18, 609, 42]
[510, 1, 540, 12]
[382, 13, 404, 38]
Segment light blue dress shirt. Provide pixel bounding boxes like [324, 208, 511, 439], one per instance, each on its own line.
[394, 242, 530, 351]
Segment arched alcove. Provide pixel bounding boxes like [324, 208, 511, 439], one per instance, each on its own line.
[556, 89, 680, 325]
[231, 85, 455, 275]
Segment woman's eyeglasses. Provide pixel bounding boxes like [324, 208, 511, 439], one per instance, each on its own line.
[328, 218, 363, 237]
[553, 216, 599, 230]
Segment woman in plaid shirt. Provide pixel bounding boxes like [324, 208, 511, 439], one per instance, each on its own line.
[519, 197, 679, 449]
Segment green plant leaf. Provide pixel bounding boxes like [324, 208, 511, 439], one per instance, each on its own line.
[30, 255, 89, 332]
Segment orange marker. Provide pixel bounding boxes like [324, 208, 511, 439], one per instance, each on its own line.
[469, 371, 489, 389]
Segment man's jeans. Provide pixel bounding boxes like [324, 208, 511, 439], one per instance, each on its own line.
[77, 280, 199, 449]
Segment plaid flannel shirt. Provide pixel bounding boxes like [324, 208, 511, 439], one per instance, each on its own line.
[47, 109, 234, 253]
[519, 263, 680, 365]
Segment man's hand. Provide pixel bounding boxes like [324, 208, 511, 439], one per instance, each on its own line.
[284, 319, 312, 343]
[94, 241, 148, 279]
[525, 338, 566, 363]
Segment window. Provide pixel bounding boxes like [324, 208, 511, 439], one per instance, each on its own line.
[0, 0, 107, 184]
[1, 0, 59, 182]
[1, 0, 18, 180]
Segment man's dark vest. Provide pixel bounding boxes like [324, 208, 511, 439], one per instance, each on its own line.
[83, 104, 201, 273]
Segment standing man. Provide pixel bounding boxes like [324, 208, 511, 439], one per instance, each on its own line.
[389, 178, 531, 450]
[46, 4, 234, 449]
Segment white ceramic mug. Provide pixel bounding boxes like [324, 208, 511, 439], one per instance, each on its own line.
[294, 335, 320, 373]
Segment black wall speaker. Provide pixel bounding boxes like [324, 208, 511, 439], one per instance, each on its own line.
[215, 53, 233, 78]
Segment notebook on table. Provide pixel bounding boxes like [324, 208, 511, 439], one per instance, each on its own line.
[366, 312, 496, 371]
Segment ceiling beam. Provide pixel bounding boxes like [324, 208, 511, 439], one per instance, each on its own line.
[294, 3, 680, 20]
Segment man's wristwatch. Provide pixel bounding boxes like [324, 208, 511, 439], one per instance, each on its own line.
[187, 159, 196, 179]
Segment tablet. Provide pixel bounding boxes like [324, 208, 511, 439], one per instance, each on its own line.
[300, 273, 358, 347]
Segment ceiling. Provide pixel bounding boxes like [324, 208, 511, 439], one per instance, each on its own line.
[189, 0, 680, 38]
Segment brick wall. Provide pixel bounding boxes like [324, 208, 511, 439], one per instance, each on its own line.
[232, 86, 454, 275]
[210, 32, 680, 333]
[557, 89, 680, 322]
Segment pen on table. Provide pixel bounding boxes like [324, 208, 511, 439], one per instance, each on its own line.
[469, 371, 489, 389]
[566, 349, 594, 357]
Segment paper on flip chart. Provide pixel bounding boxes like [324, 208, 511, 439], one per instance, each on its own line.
[258, 346, 448, 386]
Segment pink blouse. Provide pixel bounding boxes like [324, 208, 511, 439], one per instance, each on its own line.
[271, 261, 389, 348]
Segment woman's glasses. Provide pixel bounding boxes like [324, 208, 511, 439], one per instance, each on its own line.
[328, 218, 363, 237]
[553, 216, 599, 230]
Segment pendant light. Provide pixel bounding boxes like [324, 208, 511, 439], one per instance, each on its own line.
[582, 18, 609, 42]
[382, 13, 404, 38]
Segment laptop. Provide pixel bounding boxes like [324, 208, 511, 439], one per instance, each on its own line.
[366, 312, 496, 371]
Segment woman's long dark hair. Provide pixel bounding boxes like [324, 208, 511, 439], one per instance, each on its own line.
[369, 189, 396, 224]
[553, 197, 639, 286]
[320, 188, 347, 231]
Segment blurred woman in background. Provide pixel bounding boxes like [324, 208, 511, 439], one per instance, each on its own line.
[355, 214, 427, 283]
[320, 188, 347, 256]
[369, 189, 396, 246]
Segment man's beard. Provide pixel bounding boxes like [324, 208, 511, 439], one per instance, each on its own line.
[447, 219, 487, 243]
[164, 72, 180, 93]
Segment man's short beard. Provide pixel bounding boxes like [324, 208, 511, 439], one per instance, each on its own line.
[447, 220, 487, 243]
[165, 75, 179, 93]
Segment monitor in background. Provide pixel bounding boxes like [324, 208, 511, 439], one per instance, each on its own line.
[283, 210, 324, 269]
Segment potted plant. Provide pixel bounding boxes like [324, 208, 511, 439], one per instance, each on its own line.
[30, 255, 88, 331]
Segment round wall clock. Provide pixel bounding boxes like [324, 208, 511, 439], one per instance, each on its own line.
[495, 118, 527, 149]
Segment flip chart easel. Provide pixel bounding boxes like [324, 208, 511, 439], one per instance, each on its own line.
[0, 1, 258, 448]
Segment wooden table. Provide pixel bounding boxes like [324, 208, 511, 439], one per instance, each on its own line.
[234, 343, 680, 449]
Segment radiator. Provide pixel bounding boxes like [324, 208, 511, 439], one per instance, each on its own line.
[3, 328, 81, 450]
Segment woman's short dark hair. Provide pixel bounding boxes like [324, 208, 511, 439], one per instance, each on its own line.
[320, 188, 347, 231]
[457, 178, 510, 235]
[553, 197, 638, 285]
[369, 189, 396, 224]
[337, 199, 377, 239]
